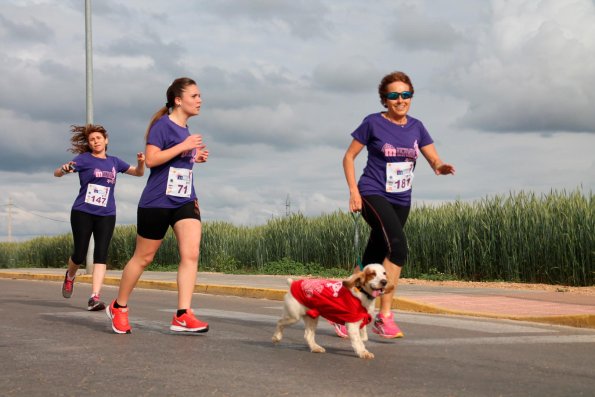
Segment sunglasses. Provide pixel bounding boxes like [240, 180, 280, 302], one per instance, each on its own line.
[385, 91, 413, 100]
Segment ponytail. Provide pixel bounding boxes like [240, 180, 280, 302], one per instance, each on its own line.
[145, 106, 169, 142]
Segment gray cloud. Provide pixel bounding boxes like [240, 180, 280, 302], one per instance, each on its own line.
[387, 6, 463, 51]
[0, 13, 54, 43]
[448, 0, 595, 134]
[203, 0, 332, 39]
[311, 57, 380, 93]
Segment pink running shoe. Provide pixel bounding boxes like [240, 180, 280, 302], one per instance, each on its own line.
[328, 320, 348, 338]
[372, 312, 404, 338]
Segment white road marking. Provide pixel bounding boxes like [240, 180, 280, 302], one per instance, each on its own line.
[43, 309, 595, 347]
[395, 312, 555, 333]
[190, 308, 558, 334]
[401, 334, 595, 346]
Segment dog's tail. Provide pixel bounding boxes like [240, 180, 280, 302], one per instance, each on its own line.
[286, 278, 294, 286]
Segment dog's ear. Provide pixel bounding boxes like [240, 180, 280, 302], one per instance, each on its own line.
[343, 270, 366, 289]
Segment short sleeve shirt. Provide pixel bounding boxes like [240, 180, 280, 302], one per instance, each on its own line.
[351, 113, 434, 206]
[139, 115, 198, 208]
[71, 152, 131, 216]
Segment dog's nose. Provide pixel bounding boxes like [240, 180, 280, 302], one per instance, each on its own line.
[380, 279, 387, 287]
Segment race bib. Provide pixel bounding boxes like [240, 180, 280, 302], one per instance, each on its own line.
[85, 184, 110, 207]
[166, 167, 192, 198]
[386, 162, 414, 193]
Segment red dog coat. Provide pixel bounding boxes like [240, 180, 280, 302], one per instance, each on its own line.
[290, 279, 372, 327]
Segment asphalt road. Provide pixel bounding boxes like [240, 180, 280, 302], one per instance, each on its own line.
[2, 279, 595, 397]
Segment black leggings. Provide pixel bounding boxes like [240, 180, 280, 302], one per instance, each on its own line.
[70, 210, 116, 265]
[361, 195, 410, 267]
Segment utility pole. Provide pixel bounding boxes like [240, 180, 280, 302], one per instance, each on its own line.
[285, 194, 291, 217]
[85, 0, 95, 274]
[7, 196, 12, 242]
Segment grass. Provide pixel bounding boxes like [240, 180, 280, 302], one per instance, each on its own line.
[0, 189, 592, 286]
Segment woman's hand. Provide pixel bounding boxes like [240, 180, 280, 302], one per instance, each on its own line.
[181, 134, 203, 152]
[136, 152, 145, 163]
[194, 145, 209, 163]
[434, 163, 455, 175]
[349, 190, 362, 213]
[55, 161, 76, 177]
[61, 161, 76, 174]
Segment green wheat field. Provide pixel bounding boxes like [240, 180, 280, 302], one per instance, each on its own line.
[1, 189, 592, 286]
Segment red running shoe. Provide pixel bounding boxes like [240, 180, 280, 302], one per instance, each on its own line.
[372, 311, 404, 338]
[170, 309, 209, 333]
[106, 300, 131, 334]
[62, 271, 75, 298]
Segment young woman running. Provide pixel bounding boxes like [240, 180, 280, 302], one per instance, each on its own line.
[55, 124, 145, 311]
[106, 77, 209, 334]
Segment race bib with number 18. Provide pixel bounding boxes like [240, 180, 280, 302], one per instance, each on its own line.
[386, 162, 414, 193]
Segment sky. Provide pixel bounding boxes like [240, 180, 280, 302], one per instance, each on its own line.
[0, 0, 594, 241]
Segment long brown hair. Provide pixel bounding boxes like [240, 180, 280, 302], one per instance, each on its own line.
[378, 71, 414, 108]
[145, 77, 197, 142]
[68, 124, 108, 154]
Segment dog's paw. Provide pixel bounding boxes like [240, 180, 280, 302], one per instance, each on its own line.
[358, 350, 374, 360]
[272, 334, 282, 343]
[310, 345, 326, 353]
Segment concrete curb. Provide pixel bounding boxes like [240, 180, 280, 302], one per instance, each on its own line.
[1, 271, 593, 329]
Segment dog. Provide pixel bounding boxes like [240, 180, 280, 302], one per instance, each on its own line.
[272, 263, 392, 359]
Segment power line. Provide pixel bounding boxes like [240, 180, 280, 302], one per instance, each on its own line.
[10, 203, 69, 223]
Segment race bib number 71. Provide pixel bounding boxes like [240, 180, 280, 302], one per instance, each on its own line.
[166, 167, 192, 198]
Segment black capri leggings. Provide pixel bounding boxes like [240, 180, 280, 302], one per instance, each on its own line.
[361, 195, 410, 267]
[70, 210, 116, 265]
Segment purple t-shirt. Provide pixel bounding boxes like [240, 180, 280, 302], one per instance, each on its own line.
[351, 113, 434, 206]
[71, 152, 131, 216]
[139, 115, 197, 208]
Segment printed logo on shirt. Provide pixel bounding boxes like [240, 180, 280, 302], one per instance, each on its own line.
[325, 281, 342, 298]
[300, 279, 342, 298]
[301, 279, 325, 298]
[180, 148, 197, 163]
[381, 140, 419, 160]
[93, 166, 117, 184]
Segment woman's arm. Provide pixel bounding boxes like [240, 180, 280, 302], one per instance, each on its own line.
[343, 139, 365, 212]
[125, 152, 146, 177]
[420, 144, 455, 175]
[145, 134, 203, 168]
[54, 162, 75, 178]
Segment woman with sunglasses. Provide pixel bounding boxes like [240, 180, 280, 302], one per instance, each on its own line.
[337, 71, 455, 339]
[106, 77, 210, 334]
